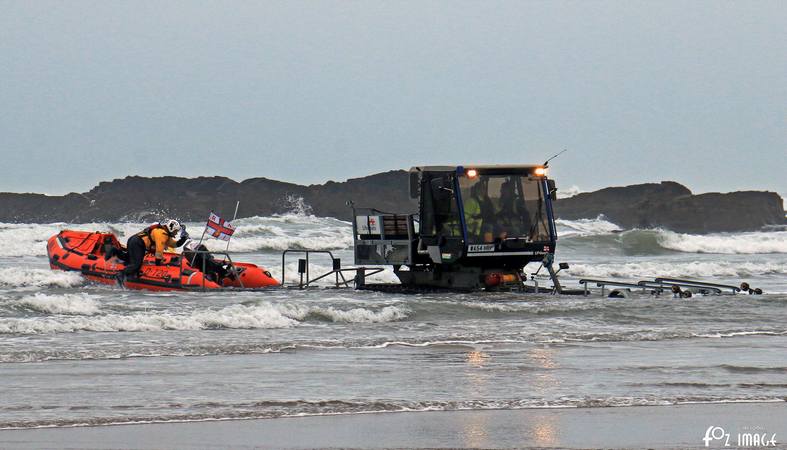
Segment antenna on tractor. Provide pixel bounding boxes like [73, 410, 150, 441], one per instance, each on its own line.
[543, 149, 568, 168]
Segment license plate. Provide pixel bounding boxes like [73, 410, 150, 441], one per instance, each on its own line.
[468, 244, 495, 253]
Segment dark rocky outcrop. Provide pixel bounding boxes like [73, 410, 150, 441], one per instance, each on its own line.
[554, 181, 785, 233]
[0, 174, 783, 233]
[0, 171, 416, 224]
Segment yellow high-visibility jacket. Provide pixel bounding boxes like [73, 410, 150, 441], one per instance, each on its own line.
[137, 227, 177, 260]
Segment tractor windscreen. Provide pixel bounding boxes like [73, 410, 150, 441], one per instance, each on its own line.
[459, 174, 551, 244]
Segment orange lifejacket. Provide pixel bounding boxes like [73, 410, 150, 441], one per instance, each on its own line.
[136, 223, 178, 258]
[136, 224, 166, 248]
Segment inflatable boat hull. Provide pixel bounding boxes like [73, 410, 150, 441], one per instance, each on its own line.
[47, 230, 279, 291]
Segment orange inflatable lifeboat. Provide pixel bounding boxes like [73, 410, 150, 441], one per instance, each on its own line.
[47, 230, 280, 291]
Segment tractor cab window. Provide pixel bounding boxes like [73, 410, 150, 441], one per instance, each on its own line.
[421, 174, 462, 238]
[459, 174, 551, 244]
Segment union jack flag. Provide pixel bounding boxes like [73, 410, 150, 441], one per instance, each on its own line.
[206, 212, 235, 241]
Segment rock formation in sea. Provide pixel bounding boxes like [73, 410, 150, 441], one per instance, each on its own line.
[0, 172, 783, 233]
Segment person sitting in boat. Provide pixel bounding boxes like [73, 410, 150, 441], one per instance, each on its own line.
[121, 219, 189, 280]
[182, 241, 233, 283]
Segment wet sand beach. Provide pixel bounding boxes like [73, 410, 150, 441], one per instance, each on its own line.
[2, 402, 785, 449]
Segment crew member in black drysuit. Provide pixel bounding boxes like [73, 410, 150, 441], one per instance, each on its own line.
[106, 219, 189, 281]
[183, 243, 233, 283]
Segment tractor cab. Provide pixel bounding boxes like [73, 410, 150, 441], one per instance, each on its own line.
[352, 165, 559, 291]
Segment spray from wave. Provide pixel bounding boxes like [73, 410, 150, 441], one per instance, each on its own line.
[202, 216, 353, 253]
[557, 185, 583, 199]
[191, 197, 353, 253]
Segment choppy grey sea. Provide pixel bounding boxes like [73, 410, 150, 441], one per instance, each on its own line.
[1, 213, 785, 429]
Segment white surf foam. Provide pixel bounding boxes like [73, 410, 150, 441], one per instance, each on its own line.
[271, 302, 411, 323]
[656, 230, 787, 254]
[0, 301, 410, 334]
[16, 293, 100, 315]
[0, 267, 84, 288]
[199, 215, 353, 253]
[191, 303, 299, 329]
[555, 217, 621, 237]
[0, 223, 63, 257]
[557, 185, 583, 199]
[0, 221, 151, 257]
[211, 233, 353, 253]
[308, 305, 410, 323]
[566, 261, 787, 279]
[0, 303, 296, 334]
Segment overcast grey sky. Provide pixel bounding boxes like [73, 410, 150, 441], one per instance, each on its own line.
[1, 0, 785, 195]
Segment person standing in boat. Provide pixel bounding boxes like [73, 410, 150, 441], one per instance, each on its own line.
[121, 219, 189, 280]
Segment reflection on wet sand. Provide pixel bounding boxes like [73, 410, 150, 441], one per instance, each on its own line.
[464, 350, 491, 398]
[530, 413, 559, 447]
[524, 348, 560, 447]
[460, 410, 490, 448]
[461, 349, 491, 446]
[528, 346, 560, 395]
[458, 348, 560, 447]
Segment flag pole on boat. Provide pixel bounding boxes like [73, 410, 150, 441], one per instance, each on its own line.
[225, 201, 240, 253]
[224, 201, 242, 288]
[196, 215, 210, 248]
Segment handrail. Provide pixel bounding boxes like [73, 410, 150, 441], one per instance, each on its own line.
[578, 277, 727, 297]
[308, 267, 384, 286]
[281, 249, 348, 288]
[653, 277, 740, 293]
[638, 280, 722, 294]
[578, 278, 653, 297]
[281, 249, 389, 289]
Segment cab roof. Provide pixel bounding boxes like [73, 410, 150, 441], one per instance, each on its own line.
[409, 164, 542, 173]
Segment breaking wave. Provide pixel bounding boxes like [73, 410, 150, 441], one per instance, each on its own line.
[0, 221, 150, 257]
[555, 216, 621, 237]
[208, 215, 352, 253]
[305, 305, 410, 323]
[657, 230, 787, 254]
[0, 223, 63, 257]
[0, 267, 84, 288]
[15, 293, 100, 315]
[0, 301, 411, 335]
[560, 227, 787, 255]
